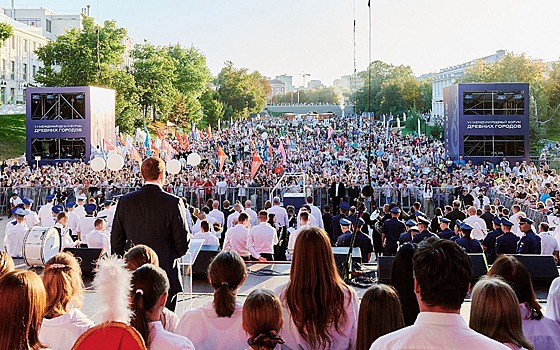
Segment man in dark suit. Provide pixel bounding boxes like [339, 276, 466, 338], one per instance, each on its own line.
[445, 200, 466, 230]
[480, 204, 494, 231]
[329, 175, 346, 213]
[112, 157, 189, 311]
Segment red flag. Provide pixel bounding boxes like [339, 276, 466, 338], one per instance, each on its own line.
[151, 140, 160, 157]
[206, 125, 212, 138]
[103, 139, 116, 151]
[217, 145, 227, 172]
[278, 141, 286, 166]
[156, 128, 165, 140]
[267, 139, 273, 159]
[251, 151, 262, 179]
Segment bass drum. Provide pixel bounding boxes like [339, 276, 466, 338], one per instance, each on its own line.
[23, 227, 62, 267]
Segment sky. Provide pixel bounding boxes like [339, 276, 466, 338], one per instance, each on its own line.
[4, 0, 560, 86]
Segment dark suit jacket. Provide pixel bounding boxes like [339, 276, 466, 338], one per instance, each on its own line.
[111, 184, 189, 304]
[329, 182, 346, 201]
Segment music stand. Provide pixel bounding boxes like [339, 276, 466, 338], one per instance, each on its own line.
[176, 238, 205, 313]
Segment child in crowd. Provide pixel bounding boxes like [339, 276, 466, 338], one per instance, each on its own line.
[242, 289, 285, 350]
[39, 252, 94, 350]
[130, 264, 194, 349]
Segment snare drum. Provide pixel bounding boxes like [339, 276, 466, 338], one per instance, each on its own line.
[23, 227, 62, 267]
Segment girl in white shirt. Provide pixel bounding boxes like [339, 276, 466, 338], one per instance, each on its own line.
[175, 251, 248, 349]
[130, 264, 194, 350]
[39, 252, 94, 350]
[242, 289, 286, 350]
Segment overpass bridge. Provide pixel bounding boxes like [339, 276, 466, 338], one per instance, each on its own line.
[265, 103, 354, 116]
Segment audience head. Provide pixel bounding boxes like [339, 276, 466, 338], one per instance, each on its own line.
[470, 277, 533, 350]
[208, 251, 247, 317]
[200, 219, 210, 233]
[238, 212, 249, 225]
[124, 244, 159, 271]
[130, 264, 169, 347]
[258, 210, 268, 223]
[356, 284, 404, 350]
[287, 226, 349, 349]
[0, 270, 46, 350]
[212, 200, 219, 209]
[0, 251, 15, 278]
[391, 243, 419, 326]
[42, 252, 84, 319]
[243, 289, 285, 350]
[299, 211, 309, 224]
[413, 237, 472, 311]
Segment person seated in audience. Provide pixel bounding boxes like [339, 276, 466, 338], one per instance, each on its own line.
[0, 251, 14, 278]
[356, 283, 404, 350]
[371, 237, 507, 349]
[193, 220, 220, 246]
[242, 289, 285, 350]
[124, 245, 178, 332]
[130, 264, 195, 349]
[0, 270, 47, 350]
[273, 226, 359, 350]
[546, 276, 560, 325]
[39, 252, 94, 350]
[488, 255, 560, 349]
[86, 218, 111, 254]
[469, 277, 533, 350]
[175, 251, 248, 349]
[390, 242, 420, 326]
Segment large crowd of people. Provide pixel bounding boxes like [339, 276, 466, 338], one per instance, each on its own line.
[2, 112, 560, 349]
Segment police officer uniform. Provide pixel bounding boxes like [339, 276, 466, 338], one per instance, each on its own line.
[331, 202, 350, 245]
[336, 218, 374, 263]
[23, 198, 40, 228]
[437, 217, 454, 240]
[5, 208, 30, 258]
[399, 219, 417, 245]
[517, 217, 542, 254]
[481, 216, 503, 264]
[455, 223, 483, 253]
[412, 216, 436, 244]
[382, 207, 406, 255]
[495, 218, 519, 255]
[38, 195, 55, 226]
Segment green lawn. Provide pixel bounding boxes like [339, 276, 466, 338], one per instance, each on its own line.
[0, 114, 26, 161]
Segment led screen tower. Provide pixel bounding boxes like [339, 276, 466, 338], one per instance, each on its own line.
[444, 83, 529, 164]
[25, 86, 115, 165]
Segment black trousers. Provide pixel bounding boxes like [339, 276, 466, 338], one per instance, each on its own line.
[260, 253, 274, 261]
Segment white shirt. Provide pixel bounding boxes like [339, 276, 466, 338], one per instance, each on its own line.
[149, 321, 195, 350]
[510, 212, 522, 237]
[463, 215, 487, 240]
[193, 231, 220, 246]
[370, 312, 508, 349]
[10, 195, 23, 207]
[538, 232, 559, 255]
[297, 212, 319, 228]
[67, 211, 80, 233]
[175, 301, 247, 350]
[39, 309, 94, 350]
[74, 205, 86, 218]
[546, 276, 560, 324]
[309, 204, 324, 229]
[77, 216, 96, 238]
[274, 283, 359, 350]
[5, 222, 28, 258]
[519, 302, 560, 349]
[244, 208, 258, 227]
[85, 229, 111, 255]
[227, 211, 241, 229]
[223, 224, 250, 257]
[208, 209, 225, 225]
[38, 203, 54, 226]
[24, 209, 40, 228]
[97, 208, 115, 231]
[55, 223, 74, 249]
[287, 224, 310, 259]
[248, 222, 278, 259]
[268, 205, 289, 227]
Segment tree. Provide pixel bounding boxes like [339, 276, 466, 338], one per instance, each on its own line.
[0, 23, 13, 48]
[216, 62, 268, 120]
[200, 90, 224, 127]
[132, 41, 176, 121]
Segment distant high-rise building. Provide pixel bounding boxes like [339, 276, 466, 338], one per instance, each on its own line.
[307, 79, 323, 90]
[333, 74, 363, 93]
[275, 74, 293, 92]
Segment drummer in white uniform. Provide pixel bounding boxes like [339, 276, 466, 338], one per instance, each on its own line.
[96, 200, 115, 233]
[65, 202, 80, 239]
[5, 208, 30, 258]
[54, 211, 76, 249]
[74, 195, 87, 218]
[51, 205, 64, 226]
[77, 204, 97, 241]
[38, 195, 55, 226]
[23, 198, 40, 228]
[86, 218, 111, 255]
[3, 208, 18, 250]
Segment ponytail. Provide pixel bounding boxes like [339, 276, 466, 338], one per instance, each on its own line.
[130, 289, 150, 345]
[208, 251, 247, 317]
[213, 282, 237, 317]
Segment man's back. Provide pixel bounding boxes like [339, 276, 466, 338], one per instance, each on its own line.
[370, 312, 508, 349]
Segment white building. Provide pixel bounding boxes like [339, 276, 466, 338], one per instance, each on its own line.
[333, 74, 364, 93]
[431, 49, 506, 121]
[275, 74, 293, 92]
[267, 78, 286, 102]
[307, 79, 323, 90]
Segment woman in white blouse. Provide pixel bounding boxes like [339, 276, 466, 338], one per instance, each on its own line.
[175, 251, 248, 349]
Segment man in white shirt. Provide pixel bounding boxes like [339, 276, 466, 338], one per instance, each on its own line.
[38, 194, 55, 226]
[226, 203, 242, 229]
[463, 206, 487, 241]
[86, 218, 111, 254]
[244, 200, 258, 227]
[223, 212, 250, 260]
[268, 197, 289, 229]
[54, 211, 76, 248]
[66, 202, 80, 238]
[538, 222, 559, 262]
[9, 192, 23, 213]
[4, 208, 29, 258]
[248, 210, 278, 261]
[77, 204, 97, 241]
[371, 238, 508, 350]
[192, 211, 217, 234]
[96, 200, 115, 233]
[23, 198, 40, 228]
[74, 195, 87, 218]
[208, 200, 225, 226]
[297, 204, 319, 228]
[305, 195, 324, 229]
[509, 204, 523, 237]
[287, 211, 311, 260]
[192, 220, 220, 246]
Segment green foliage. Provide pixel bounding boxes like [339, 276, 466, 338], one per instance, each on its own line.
[0, 23, 13, 48]
[200, 90, 224, 127]
[216, 62, 269, 120]
[0, 114, 26, 160]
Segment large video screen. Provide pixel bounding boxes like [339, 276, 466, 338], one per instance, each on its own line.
[31, 137, 86, 160]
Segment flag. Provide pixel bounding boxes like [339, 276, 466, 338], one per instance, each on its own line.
[217, 145, 227, 172]
[251, 151, 263, 179]
[267, 139, 273, 160]
[103, 139, 116, 151]
[327, 125, 334, 140]
[143, 126, 150, 150]
[206, 125, 212, 139]
[151, 140, 160, 157]
[156, 128, 165, 140]
[130, 146, 142, 164]
[278, 141, 286, 166]
[303, 125, 313, 133]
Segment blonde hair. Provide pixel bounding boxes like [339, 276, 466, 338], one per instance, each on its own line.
[42, 252, 84, 319]
[124, 244, 159, 271]
[470, 277, 533, 350]
[0, 251, 15, 278]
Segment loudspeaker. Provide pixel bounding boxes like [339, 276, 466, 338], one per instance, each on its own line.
[377, 256, 394, 284]
[468, 254, 489, 282]
[63, 247, 105, 276]
[191, 245, 220, 280]
[509, 254, 559, 287]
[332, 247, 362, 276]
